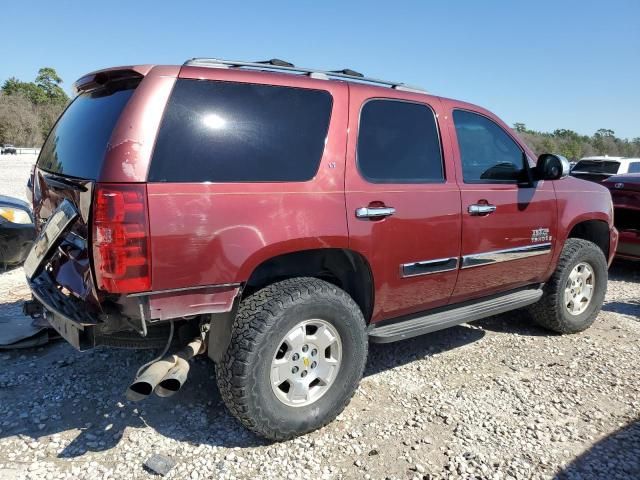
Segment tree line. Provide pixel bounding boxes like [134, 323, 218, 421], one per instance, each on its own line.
[0, 67, 69, 147]
[514, 123, 640, 160]
[0, 67, 638, 161]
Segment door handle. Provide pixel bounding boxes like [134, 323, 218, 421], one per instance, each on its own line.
[468, 204, 496, 216]
[355, 206, 396, 219]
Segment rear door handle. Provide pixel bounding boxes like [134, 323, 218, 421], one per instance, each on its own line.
[355, 206, 396, 219]
[468, 204, 497, 216]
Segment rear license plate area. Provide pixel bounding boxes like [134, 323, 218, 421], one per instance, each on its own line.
[24, 200, 79, 279]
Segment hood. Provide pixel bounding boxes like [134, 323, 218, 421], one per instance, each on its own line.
[602, 174, 640, 192]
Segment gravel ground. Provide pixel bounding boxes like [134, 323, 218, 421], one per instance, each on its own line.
[0, 153, 35, 202]
[0, 154, 639, 479]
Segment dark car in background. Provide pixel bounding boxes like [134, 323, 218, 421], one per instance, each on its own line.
[571, 156, 640, 183]
[603, 174, 640, 260]
[1, 144, 18, 155]
[0, 195, 35, 269]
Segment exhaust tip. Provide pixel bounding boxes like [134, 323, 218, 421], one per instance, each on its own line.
[155, 378, 182, 398]
[154, 358, 190, 398]
[126, 382, 154, 402]
[125, 357, 177, 402]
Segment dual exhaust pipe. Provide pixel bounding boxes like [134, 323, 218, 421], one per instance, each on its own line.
[126, 337, 204, 402]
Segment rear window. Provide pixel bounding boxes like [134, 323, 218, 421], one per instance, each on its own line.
[573, 160, 621, 174]
[37, 80, 138, 180]
[357, 99, 444, 183]
[148, 79, 333, 182]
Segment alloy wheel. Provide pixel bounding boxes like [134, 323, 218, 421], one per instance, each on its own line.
[270, 319, 342, 407]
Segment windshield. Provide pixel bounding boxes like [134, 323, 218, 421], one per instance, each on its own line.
[572, 160, 620, 174]
[37, 80, 138, 180]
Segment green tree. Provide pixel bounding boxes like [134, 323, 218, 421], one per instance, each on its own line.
[594, 128, 615, 139]
[554, 129, 580, 140]
[35, 67, 68, 105]
[0, 67, 69, 145]
[1, 77, 48, 104]
[540, 137, 557, 153]
[1, 68, 69, 105]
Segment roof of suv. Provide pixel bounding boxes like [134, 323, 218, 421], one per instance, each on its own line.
[74, 58, 497, 120]
[74, 58, 432, 98]
[182, 57, 429, 94]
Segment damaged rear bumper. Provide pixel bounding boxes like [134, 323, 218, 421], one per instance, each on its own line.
[26, 272, 99, 350]
[25, 270, 243, 352]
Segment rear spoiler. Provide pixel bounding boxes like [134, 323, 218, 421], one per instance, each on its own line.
[73, 65, 154, 94]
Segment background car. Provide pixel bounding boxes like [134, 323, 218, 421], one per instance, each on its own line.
[1, 144, 18, 155]
[602, 174, 640, 260]
[0, 195, 35, 269]
[570, 156, 640, 183]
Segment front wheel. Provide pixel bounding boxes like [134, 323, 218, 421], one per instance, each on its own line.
[529, 238, 608, 333]
[216, 277, 368, 440]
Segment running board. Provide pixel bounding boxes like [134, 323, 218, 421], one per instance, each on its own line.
[368, 288, 543, 344]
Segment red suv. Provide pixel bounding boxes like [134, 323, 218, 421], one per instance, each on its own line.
[602, 174, 640, 260]
[24, 58, 618, 440]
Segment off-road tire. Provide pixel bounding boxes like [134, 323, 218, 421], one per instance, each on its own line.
[216, 277, 368, 441]
[529, 238, 607, 333]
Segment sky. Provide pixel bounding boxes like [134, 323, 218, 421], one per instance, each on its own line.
[2, 0, 639, 139]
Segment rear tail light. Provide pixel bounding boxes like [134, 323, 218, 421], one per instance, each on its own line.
[92, 183, 151, 293]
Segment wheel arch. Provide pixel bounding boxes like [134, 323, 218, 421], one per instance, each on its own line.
[567, 219, 610, 260]
[243, 248, 375, 324]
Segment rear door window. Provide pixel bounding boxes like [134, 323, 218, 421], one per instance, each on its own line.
[148, 79, 332, 182]
[357, 99, 444, 183]
[37, 80, 138, 180]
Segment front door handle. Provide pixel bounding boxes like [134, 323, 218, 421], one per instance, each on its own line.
[468, 204, 497, 216]
[355, 206, 396, 219]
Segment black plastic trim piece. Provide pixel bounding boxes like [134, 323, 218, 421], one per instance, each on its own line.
[28, 273, 98, 350]
[368, 287, 543, 343]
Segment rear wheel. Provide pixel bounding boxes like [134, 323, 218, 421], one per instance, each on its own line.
[216, 277, 368, 440]
[529, 238, 608, 333]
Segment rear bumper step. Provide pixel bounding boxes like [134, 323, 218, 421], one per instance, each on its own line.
[368, 288, 543, 343]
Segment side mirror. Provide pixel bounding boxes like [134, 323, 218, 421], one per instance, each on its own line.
[535, 154, 571, 181]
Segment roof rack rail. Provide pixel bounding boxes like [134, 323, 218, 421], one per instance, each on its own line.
[255, 58, 295, 68]
[183, 57, 427, 93]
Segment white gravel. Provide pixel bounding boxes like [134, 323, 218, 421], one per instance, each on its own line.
[0, 154, 639, 479]
[0, 153, 36, 202]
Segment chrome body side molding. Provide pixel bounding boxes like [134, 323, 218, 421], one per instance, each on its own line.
[401, 257, 458, 278]
[461, 243, 552, 269]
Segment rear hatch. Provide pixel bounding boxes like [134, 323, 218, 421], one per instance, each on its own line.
[570, 160, 620, 183]
[31, 76, 141, 304]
